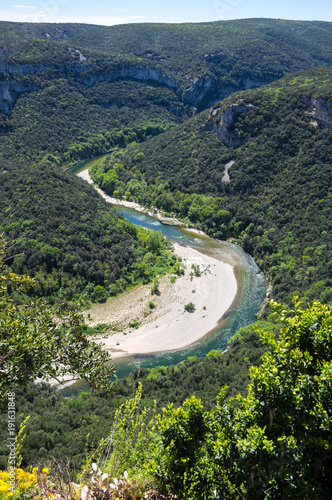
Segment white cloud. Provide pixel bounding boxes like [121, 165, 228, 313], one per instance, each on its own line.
[0, 9, 36, 22]
[12, 4, 37, 8]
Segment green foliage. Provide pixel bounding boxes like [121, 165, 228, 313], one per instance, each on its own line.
[151, 278, 160, 295]
[1, 19, 331, 105]
[99, 66, 332, 306]
[1, 19, 331, 169]
[0, 165, 177, 305]
[154, 396, 209, 498]
[184, 302, 195, 312]
[0, 79, 182, 168]
[0, 235, 116, 407]
[128, 321, 140, 329]
[191, 264, 201, 277]
[0, 22, 331, 495]
[0, 331, 265, 470]
[155, 301, 332, 498]
[84, 384, 157, 486]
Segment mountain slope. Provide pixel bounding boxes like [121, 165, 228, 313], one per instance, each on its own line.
[0, 19, 331, 167]
[0, 163, 177, 304]
[92, 67, 332, 305]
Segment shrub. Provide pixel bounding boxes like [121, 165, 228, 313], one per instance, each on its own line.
[184, 302, 195, 312]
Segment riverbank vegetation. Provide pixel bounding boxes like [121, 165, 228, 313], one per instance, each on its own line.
[0, 301, 330, 498]
[0, 79, 182, 167]
[0, 18, 331, 499]
[1, 19, 331, 169]
[91, 67, 332, 308]
[0, 318, 272, 471]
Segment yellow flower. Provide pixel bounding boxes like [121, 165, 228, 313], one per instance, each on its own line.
[42, 468, 49, 474]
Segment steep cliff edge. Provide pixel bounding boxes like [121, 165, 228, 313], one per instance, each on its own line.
[0, 57, 275, 117]
[199, 100, 255, 147]
[0, 59, 181, 115]
[302, 96, 332, 128]
[1, 18, 331, 116]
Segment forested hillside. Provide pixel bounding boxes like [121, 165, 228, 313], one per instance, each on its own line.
[0, 325, 269, 470]
[92, 67, 332, 306]
[0, 19, 331, 167]
[1, 19, 331, 93]
[0, 19, 331, 499]
[0, 164, 178, 304]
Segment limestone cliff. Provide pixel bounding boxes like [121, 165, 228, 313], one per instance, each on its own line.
[0, 55, 279, 117]
[302, 97, 332, 128]
[199, 100, 254, 147]
[0, 56, 87, 114]
[0, 59, 179, 115]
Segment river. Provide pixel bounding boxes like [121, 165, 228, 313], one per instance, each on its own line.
[67, 157, 266, 386]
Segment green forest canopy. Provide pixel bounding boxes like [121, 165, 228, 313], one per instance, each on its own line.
[92, 67, 332, 307]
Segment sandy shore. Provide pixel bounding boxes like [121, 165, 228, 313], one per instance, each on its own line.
[77, 167, 237, 359]
[83, 242, 237, 359]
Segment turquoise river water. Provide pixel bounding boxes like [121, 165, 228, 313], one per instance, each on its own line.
[66, 157, 266, 389]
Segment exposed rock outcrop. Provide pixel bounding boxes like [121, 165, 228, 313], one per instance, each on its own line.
[182, 75, 217, 106]
[0, 80, 38, 114]
[199, 101, 254, 147]
[0, 56, 88, 114]
[0, 58, 87, 76]
[302, 97, 332, 128]
[0, 60, 180, 115]
[79, 65, 179, 89]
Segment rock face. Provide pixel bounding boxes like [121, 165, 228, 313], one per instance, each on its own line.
[0, 56, 88, 114]
[182, 73, 273, 110]
[79, 65, 179, 89]
[0, 60, 180, 115]
[0, 49, 279, 117]
[182, 75, 217, 106]
[199, 101, 254, 147]
[302, 97, 332, 128]
[0, 80, 38, 114]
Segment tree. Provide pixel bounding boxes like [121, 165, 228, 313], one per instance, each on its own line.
[147, 230, 163, 254]
[156, 300, 332, 498]
[0, 235, 116, 407]
[207, 300, 332, 499]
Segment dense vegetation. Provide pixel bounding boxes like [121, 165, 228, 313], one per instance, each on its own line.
[0, 164, 179, 304]
[1, 19, 331, 92]
[0, 79, 182, 167]
[0, 236, 116, 407]
[154, 301, 332, 498]
[1, 301, 330, 499]
[0, 323, 270, 471]
[92, 67, 332, 307]
[0, 19, 331, 168]
[0, 19, 331, 499]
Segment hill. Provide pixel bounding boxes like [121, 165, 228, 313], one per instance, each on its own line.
[91, 67, 332, 306]
[0, 163, 178, 304]
[0, 19, 331, 499]
[0, 19, 331, 167]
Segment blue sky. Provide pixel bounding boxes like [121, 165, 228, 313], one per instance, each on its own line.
[1, 0, 331, 25]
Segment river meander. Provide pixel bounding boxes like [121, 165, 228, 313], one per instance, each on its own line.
[67, 157, 266, 387]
